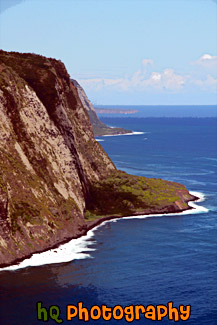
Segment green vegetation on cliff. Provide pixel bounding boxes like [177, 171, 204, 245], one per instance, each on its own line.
[85, 170, 191, 220]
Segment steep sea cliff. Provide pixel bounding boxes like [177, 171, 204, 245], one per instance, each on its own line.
[71, 79, 131, 136]
[0, 50, 196, 267]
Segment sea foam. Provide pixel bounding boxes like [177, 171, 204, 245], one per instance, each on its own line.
[103, 131, 145, 137]
[0, 192, 208, 272]
[95, 139, 104, 142]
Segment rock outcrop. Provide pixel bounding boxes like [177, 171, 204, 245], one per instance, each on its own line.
[71, 79, 131, 136]
[0, 50, 196, 267]
[0, 50, 116, 266]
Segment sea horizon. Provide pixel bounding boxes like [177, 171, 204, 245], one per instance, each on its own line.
[94, 104, 217, 118]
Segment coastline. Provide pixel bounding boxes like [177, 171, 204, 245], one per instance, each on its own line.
[95, 131, 147, 144]
[0, 192, 208, 271]
[95, 131, 146, 141]
[85, 191, 208, 230]
[101, 131, 145, 137]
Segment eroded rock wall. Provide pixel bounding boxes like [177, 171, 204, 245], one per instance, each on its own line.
[0, 51, 115, 266]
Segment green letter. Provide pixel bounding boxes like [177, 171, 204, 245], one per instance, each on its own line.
[50, 305, 63, 324]
[37, 302, 48, 321]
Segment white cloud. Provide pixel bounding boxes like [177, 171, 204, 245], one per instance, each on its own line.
[193, 75, 217, 91]
[151, 72, 161, 81]
[78, 56, 216, 94]
[161, 69, 185, 90]
[79, 62, 185, 93]
[192, 54, 217, 69]
[140, 69, 185, 90]
[131, 70, 144, 86]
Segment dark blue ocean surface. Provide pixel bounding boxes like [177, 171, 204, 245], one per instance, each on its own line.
[0, 118, 216, 324]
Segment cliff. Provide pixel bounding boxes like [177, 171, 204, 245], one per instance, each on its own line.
[0, 50, 116, 266]
[71, 79, 131, 136]
[0, 50, 196, 267]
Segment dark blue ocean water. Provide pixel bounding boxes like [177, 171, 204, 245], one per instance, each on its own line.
[0, 118, 216, 324]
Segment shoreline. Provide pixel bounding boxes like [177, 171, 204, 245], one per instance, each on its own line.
[95, 131, 146, 140]
[101, 131, 145, 137]
[85, 191, 207, 231]
[0, 192, 208, 271]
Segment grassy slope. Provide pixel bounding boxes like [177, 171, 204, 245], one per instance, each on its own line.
[85, 170, 193, 221]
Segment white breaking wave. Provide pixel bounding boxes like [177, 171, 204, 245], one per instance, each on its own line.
[95, 139, 104, 142]
[103, 131, 145, 137]
[0, 230, 96, 272]
[0, 192, 208, 272]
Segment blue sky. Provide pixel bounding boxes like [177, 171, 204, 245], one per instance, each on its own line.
[0, 0, 217, 105]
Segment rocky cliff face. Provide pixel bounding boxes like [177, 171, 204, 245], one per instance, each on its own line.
[0, 50, 115, 266]
[71, 79, 131, 136]
[0, 50, 196, 267]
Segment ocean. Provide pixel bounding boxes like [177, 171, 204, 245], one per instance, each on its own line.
[0, 117, 216, 324]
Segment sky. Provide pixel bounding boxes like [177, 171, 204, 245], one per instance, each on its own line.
[0, 0, 217, 105]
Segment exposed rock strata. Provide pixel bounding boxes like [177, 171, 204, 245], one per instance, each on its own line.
[0, 50, 196, 267]
[0, 50, 115, 266]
